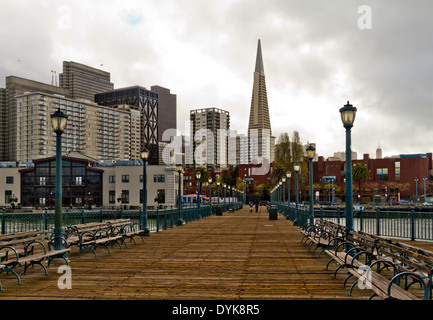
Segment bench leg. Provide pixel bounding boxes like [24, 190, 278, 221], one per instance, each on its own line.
[343, 273, 354, 289]
[23, 260, 48, 276]
[2, 266, 22, 285]
[47, 254, 69, 268]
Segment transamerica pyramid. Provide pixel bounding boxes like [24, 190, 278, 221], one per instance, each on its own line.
[247, 39, 275, 164]
[248, 39, 272, 136]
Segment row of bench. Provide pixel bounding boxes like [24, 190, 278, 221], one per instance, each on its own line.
[0, 218, 146, 291]
[301, 219, 433, 300]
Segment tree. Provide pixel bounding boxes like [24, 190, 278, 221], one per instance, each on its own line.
[256, 184, 270, 200]
[275, 132, 291, 169]
[291, 131, 304, 164]
[352, 163, 369, 203]
[271, 162, 286, 184]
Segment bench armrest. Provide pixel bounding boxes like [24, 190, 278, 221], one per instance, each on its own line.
[0, 245, 20, 263]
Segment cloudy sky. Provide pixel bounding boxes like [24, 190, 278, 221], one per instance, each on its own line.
[1, 0, 432, 159]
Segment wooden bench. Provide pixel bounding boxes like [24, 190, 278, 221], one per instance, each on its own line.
[63, 219, 138, 258]
[106, 219, 146, 246]
[322, 228, 432, 300]
[0, 230, 70, 290]
[301, 220, 346, 258]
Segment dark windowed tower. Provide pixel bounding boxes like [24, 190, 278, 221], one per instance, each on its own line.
[95, 86, 159, 165]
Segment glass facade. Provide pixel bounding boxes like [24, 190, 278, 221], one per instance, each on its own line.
[20, 156, 103, 207]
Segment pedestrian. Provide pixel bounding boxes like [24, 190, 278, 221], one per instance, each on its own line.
[249, 201, 253, 212]
[255, 200, 259, 213]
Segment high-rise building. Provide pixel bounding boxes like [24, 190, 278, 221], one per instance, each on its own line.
[0, 88, 6, 160]
[151, 85, 177, 142]
[59, 61, 114, 101]
[247, 39, 275, 164]
[95, 86, 159, 164]
[3, 76, 70, 161]
[189, 107, 230, 169]
[16, 91, 133, 162]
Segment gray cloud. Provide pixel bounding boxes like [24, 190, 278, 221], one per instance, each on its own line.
[1, 0, 432, 159]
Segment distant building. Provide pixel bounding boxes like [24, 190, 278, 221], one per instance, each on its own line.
[189, 107, 230, 169]
[247, 39, 275, 164]
[313, 153, 433, 203]
[59, 61, 114, 101]
[95, 86, 159, 165]
[151, 85, 177, 143]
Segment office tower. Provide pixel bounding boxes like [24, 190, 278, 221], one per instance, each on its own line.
[151, 85, 177, 142]
[189, 107, 230, 169]
[3, 76, 70, 161]
[59, 61, 114, 101]
[95, 86, 159, 164]
[16, 92, 132, 162]
[0, 88, 6, 160]
[247, 39, 275, 164]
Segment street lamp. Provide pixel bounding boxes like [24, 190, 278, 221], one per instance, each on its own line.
[51, 108, 68, 250]
[196, 171, 202, 218]
[294, 162, 300, 226]
[307, 144, 316, 227]
[286, 171, 291, 205]
[340, 101, 357, 232]
[415, 177, 419, 203]
[177, 166, 183, 225]
[208, 177, 212, 214]
[140, 148, 150, 234]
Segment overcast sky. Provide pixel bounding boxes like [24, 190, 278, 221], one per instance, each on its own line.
[1, 0, 432, 159]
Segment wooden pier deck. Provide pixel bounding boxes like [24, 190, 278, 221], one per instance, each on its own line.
[1, 205, 433, 301]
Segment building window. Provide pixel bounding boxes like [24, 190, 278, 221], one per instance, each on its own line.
[5, 191, 12, 203]
[109, 176, 115, 183]
[121, 190, 129, 203]
[395, 162, 400, 181]
[377, 168, 388, 181]
[109, 190, 116, 204]
[140, 175, 143, 183]
[156, 189, 165, 204]
[122, 175, 130, 183]
[6, 176, 14, 184]
[153, 174, 165, 183]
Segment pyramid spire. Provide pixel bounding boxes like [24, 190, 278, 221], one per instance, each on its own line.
[255, 39, 264, 73]
[248, 39, 271, 135]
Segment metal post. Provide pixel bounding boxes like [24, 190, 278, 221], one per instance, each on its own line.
[309, 157, 314, 227]
[142, 159, 149, 232]
[53, 133, 63, 250]
[345, 127, 354, 232]
[295, 171, 299, 225]
[197, 180, 201, 218]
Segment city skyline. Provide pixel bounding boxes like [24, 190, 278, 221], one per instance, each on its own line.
[1, 1, 433, 159]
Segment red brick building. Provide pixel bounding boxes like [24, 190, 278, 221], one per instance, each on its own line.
[313, 153, 433, 203]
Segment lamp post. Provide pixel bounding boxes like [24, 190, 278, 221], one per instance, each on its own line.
[294, 162, 300, 225]
[307, 144, 316, 227]
[223, 183, 227, 211]
[51, 108, 68, 250]
[177, 166, 183, 225]
[340, 101, 357, 232]
[140, 148, 150, 233]
[228, 185, 231, 207]
[423, 176, 427, 203]
[208, 177, 212, 214]
[217, 180, 220, 205]
[196, 171, 202, 218]
[415, 177, 419, 203]
[282, 177, 286, 203]
[286, 171, 291, 205]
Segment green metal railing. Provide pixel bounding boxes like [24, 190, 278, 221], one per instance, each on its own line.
[274, 202, 433, 241]
[0, 202, 242, 235]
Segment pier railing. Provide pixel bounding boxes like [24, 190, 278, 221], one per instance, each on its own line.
[0, 202, 242, 235]
[275, 202, 433, 241]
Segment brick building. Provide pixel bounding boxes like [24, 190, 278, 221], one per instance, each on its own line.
[313, 153, 433, 203]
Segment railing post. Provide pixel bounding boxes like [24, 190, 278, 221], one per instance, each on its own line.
[411, 208, 415, 241]
[376, 207, 380, 236]
[44, 208, 49, 230]
[320, 206, 323, 220]
[337, 207, 340, 224]
[99, 206, 103, 222]
[359, 208, 364, 232]
[81, 206, 85, 224]
[1, 210, 5, 235]
[156, 207, 160, 232]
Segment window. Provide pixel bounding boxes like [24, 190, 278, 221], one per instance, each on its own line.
[153, 174, 165, 183]
[377, 168, 388, 181]
[156, 189, 165, 203]
[109, 190, 116, 204]
[121, 190, 129, 203]
[109, 176, 115, 183]
[6, 176, 14, 184]
[122, 175, 130, 183]
[5, 191, 12, 203]
[395, 162, 400, 181]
